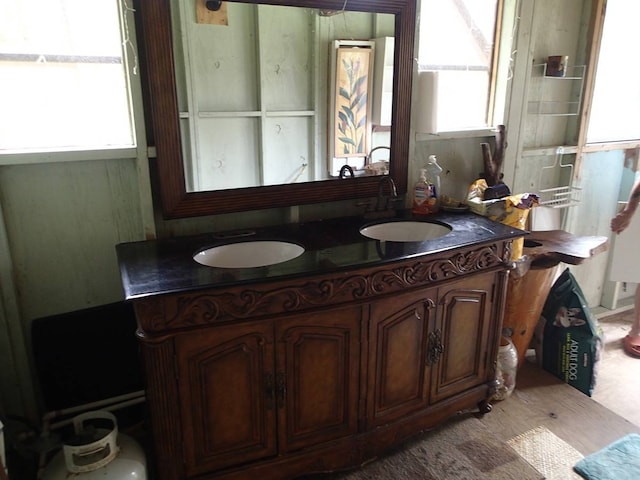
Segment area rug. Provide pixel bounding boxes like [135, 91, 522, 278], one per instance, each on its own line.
[507, 425, 584, 480]
[315, 416, 543, 480]
[573, 433, 640, 480]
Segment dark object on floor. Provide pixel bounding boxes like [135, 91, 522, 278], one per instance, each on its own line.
[574, 433, 640, 480]
[31, 302, 144, 411]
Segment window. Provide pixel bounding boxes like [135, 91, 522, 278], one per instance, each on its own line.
[586, 0, 640, 144]
[0, 0, 135, 153]
[417, 0, 501, 132]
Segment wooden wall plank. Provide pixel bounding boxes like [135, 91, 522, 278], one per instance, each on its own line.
[0, 158, 145, 320]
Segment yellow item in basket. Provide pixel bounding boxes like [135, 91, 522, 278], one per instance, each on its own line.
[466, 179, 539, 260]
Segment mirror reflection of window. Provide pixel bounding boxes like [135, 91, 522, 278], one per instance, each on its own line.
[172, 1, 395, 192]
[417, 0, 500, 132]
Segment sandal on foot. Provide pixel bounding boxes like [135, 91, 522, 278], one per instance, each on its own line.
[623, 335, 640, 357]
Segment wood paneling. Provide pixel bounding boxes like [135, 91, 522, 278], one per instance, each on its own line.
[0, 158, 145, 319]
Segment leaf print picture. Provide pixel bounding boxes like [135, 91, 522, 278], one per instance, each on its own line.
[332, 44, 374, 160]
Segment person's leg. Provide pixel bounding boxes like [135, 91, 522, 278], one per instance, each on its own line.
[624, 286, 640, 357]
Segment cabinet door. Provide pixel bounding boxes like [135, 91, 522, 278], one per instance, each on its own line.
[367, 287, 437, 427]
[275, 305, 362, 452]
[175, 321, 276, 476]
[430, 272, 495, 404]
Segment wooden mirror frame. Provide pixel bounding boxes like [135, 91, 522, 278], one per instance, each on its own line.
[137, 0, 416, 219]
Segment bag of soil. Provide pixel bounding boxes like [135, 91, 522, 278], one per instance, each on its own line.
[537, 268, 602, 396]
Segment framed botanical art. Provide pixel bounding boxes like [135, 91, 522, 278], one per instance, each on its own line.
[328, 40, 375, 177]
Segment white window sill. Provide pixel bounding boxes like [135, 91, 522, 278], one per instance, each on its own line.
[583, 140, 640, 153]
[415, 127, 498, 141]
[0, 146, 138, 165]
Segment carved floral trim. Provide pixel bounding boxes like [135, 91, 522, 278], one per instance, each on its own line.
[138, 243, 506, 332]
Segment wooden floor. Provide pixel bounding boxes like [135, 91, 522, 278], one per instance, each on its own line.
[591, 309, 640, 426]
[481, 359, 640, 456]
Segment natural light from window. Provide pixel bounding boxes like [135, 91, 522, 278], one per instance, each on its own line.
[417, 0, 499, 132]
[587, 0, 640, 143]
[0, 0, 135, 153]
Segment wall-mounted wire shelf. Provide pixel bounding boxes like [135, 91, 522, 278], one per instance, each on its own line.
[538, 185, 582, 208]
[532, 63, 585, 80]
[537, 146, 581, 209]
[527, 101, 581, 116]
[527, 63, 586, 117]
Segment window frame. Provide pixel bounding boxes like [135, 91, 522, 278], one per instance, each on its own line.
[415, 0, 506, 138]
[580, 0, 640, 153]
[0, 0, 143, 165]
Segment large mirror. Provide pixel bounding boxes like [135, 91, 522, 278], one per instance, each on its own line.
[137, 0, 416, 218]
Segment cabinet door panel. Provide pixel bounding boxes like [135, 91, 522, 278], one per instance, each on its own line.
[368, 288, 437, 427]
[431, 273, 495, 403]
[276, 306, 361, 452]
[175, 322, 276, 475]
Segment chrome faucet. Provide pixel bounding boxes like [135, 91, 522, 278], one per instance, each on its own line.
[365, 146, 391, 165]
[375, 175, 398, 211]
[364, 146, 391, 175]
[362, 176, 398, 219]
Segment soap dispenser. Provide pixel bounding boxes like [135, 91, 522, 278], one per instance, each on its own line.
[413, 155, 442, 215]
[412, 169, 430, 215]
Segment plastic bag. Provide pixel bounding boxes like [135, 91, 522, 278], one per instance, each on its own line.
[535, 268, 603, 396]
[493, 337, 518, 401]
[466, 179, 539, 260]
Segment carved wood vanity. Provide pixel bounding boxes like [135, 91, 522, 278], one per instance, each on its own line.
[131, 1, 526, 476]
[117, 213, 524, 480]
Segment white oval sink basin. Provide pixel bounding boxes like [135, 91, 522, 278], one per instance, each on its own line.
[194, 241, 304, 268]
[360, 221, 451, 242]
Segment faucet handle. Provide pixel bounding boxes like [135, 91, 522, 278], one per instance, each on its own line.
[339, 164, 355, 179]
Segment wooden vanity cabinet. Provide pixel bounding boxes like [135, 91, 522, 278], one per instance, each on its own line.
[275, 307, 362, 453]
[367, 286, 437, 427]
[174, 306, 362, 477]
[175, 320, 276, 475]
[430, 272, 496, 404]
[133, 240, 513, 480]
[367, 271, 496, 427]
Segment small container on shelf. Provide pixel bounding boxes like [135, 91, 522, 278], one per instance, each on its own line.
[546, 55, 569, 77]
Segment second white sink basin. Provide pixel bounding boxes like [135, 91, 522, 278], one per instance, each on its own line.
[360, 221, 451, 242]
[194, 241, 304, 268]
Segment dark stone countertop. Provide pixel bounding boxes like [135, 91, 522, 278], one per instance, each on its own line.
[116, 210, 526, 300]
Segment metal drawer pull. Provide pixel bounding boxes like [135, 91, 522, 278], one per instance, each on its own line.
[265, 373, 275, 410]
[276, 372, 287, 408]
[427, 329, 444, 365]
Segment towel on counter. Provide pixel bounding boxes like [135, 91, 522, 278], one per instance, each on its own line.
[573, 433, 640, 480]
